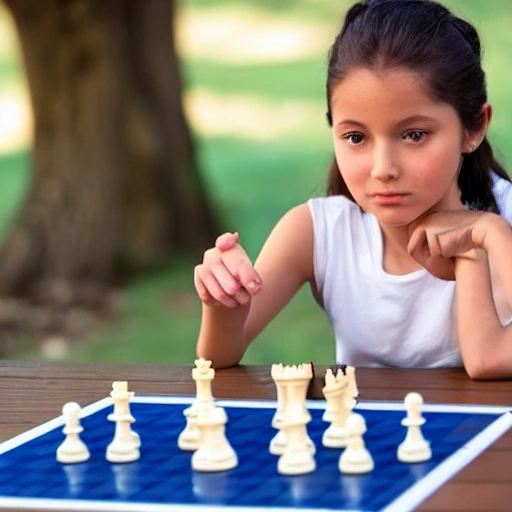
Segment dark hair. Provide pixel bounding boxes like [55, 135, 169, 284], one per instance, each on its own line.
[326, 0, 511, 213]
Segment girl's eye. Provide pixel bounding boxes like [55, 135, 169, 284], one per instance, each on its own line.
[404, 130, 427, 142]
[344, 132, 365, 145]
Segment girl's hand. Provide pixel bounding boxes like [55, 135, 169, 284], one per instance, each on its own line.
[407, 210, 488, 280]
[194, 232, 262, 308]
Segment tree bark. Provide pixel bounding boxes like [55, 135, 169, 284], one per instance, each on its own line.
[0, 0, 218, 301]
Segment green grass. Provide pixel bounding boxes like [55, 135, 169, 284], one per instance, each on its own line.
[0, 0, 511, 365]
[196, 137, 332, 258]
[181, 58, 330, 101]
[0, 151, 29, 239]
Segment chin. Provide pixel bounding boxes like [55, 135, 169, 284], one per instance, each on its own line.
[376, 213, 416, 228]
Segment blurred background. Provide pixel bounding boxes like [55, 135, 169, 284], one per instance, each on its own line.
[0, 0, 510, 366]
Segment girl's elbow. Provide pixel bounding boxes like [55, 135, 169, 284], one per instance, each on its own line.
[195, 345, 243, 370]
[464, 362, 493, 380]
[460, 327, 512, 380]
[463, 354, 511, 380]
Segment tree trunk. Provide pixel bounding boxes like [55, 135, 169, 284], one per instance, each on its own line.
[0, 0, 219, 301]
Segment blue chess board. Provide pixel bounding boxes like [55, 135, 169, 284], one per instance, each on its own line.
[0, 395, 510, 511]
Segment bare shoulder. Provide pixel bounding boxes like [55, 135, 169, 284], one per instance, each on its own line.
[280, 202, 313, 229]
[255, 202, 314, 282]
[269, 202, 313, 251]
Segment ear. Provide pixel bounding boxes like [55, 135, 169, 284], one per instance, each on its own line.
[462, 103, 492, 154]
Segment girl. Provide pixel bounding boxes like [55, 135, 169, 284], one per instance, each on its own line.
[193, 0, 512, 379]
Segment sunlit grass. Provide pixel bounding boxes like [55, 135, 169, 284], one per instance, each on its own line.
[176, 4, 336, 65]
[184, 88, 327, 142]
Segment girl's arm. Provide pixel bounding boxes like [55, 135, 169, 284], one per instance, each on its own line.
[195, 203, 315, 369]
[453, 215, 512, 379]
[408, 211, 512, 379]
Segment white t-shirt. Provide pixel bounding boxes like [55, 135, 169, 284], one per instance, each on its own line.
[307, 175, 512, 368]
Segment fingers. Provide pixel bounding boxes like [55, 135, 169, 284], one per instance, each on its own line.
[409, 210, 486, 259]
[194, 264, 248, 308]
[436, 228, 475, 258]
[210, 257, 253, 304]
[216, 232, 239, 251]
[407, 226, 427, 263]
[214, 234, 262, 293]
[194, 234, 262, 308]
[407, 218, 456, 281]
[409, 220, 475, 261]
[194, 266, 234, 307]
[407, 225, 441, 264]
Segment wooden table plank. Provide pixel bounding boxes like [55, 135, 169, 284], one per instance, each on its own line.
[420, 483, 512, 511]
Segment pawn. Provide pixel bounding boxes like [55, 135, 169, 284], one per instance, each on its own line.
[106, 416, 140, 463]
[56, 402, 90, 464]
[339, 413, 374, 474]
[111, 381, 140, 449]
[106, 383, 140, 463]
[178, 405, 203, 451]
[322, 368, 353, 448]
[397, 392, 431, 463]
[192, 406, 238, 472]
[178, 359, 215, 451]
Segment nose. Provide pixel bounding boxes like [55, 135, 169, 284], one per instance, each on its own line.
[370, 142, 399, 181]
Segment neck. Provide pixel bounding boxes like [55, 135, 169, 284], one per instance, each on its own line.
[380, 224, 423, 275]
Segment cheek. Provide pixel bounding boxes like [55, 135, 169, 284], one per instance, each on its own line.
[334, 144, 368, 182]
[336, 158, 369, 202]
[415, 148, 461, 186]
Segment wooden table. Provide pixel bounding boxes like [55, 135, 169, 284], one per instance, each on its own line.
[0, 361, 511, 511]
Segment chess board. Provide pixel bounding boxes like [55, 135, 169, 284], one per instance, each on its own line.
[0, 395, 511, 512]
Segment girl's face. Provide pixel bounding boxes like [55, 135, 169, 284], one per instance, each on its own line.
[331, 67, 473, 228]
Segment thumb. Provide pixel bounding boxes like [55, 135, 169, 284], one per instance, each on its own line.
[238, 262, 262, 295]
[215, 232, 239, 252]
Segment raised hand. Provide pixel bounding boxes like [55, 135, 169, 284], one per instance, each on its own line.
[194, 232, 262, 308]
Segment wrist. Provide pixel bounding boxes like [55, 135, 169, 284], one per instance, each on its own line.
[474, 213, 510, 252]
[453, 247, 487, 273]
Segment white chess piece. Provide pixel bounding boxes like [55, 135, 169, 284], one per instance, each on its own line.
[106, 382, 140, 463]
[56, 402, 90, 464]
[397, 392, 432, 463]
[178, 358, 216, 451]
[191, 406, 238, 472]
[276, 364, 316, 475]
[111, 381, 140, 448]
[339, 413, 374, 474]
[269, 363, 288, 455]
[270, 363, 315, 458]
[322, 368, 355, 448]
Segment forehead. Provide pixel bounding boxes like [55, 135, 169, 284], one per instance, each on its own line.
[330, 67, 456, 122]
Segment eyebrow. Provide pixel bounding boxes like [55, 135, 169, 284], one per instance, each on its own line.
[334, 114, 438, 129]
[334, 120, 365, 129]
[398, 115, 438, 125]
